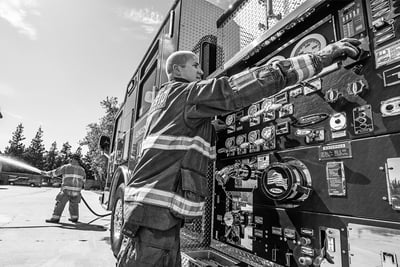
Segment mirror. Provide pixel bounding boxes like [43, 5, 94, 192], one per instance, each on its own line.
[98, 135, 111, 154]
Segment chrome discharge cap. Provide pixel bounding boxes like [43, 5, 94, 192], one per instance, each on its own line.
[260, 158, 312, 203]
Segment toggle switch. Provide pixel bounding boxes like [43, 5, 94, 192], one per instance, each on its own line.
[298, 256, 313, 266]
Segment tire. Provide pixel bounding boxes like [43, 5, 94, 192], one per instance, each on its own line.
[9, 182, 14, 185]
[110, 183, 125, 257]
[30, 183, 35, 187]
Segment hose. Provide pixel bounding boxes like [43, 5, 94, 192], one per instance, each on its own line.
[81, 194, 112, 218]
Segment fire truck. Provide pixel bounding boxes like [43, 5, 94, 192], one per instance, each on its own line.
[99, 0, 400, 266]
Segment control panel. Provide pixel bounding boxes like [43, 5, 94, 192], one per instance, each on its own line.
[212, 0, 400, 266]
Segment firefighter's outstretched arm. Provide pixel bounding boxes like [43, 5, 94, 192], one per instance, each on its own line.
[228, 38, 361, 95]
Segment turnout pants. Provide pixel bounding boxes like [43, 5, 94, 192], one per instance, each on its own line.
[117, 223, 181, 267]
[51, 189, 81, 220]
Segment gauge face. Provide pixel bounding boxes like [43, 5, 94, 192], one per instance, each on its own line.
[261, 126, 274, 140]
[225, 137, 234, 148]
[248, 105, 258, 116]
[266, 55, 285, 65]
[236, 135, 245, 145]
[225, 114, 234, 126]
[290, 33, 327, 57]
[261, 98, 273, 110]
[248, 131, 258, 142]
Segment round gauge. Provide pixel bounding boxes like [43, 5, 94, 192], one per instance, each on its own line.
[261, 127, 274, 140]
[290, 33, 327, 57]
[225, 114, 234, 126]
[248, 105, 258, 116]
[236, 135, 245, 145]
[225, 137, 234, 148]
[248, 131, 258, 142]
[266, 55, 285, 66]
[261, 98, 273, 110]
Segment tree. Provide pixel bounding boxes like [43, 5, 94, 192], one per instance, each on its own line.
[44, 141, 58, 171]
[24, 126, 46, 170]
[57, 142, 72, 165]
[81, 96, 119, 181]
[4, 123, 26, 158]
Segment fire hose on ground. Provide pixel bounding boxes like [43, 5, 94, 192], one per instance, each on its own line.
[81, 193, 112, 218]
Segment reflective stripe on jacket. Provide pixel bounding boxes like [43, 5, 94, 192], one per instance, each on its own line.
[124, 54, 323, 231]
[48, 164, 86, 192]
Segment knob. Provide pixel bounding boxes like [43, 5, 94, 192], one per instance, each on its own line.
[254, 139, 266, 146]
[300, 237, 312, 246]
[324, 88, 341, 103]
[298, 256, 312, 266]
[348, 80, 367, 96]
[240, 142, 250, 149]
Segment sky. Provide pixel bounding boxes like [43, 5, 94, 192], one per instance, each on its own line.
[0, 0, 235, 154]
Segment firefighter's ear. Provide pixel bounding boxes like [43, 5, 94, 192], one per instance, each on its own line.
[172, 64, 182, 77]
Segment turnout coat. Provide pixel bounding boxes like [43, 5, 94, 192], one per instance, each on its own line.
[124, 54, 324, 231]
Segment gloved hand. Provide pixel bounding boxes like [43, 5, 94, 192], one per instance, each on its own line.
[315, 38, 362, 68]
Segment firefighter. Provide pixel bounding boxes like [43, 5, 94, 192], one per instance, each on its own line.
[117, 38, 361, 266]
[42, 154, 86, 223]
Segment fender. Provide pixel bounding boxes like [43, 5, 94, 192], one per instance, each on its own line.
[108, 164, 129, 210]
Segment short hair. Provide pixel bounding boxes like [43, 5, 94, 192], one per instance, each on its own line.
[165, 51, 196, 75]
[70, 153, 80, 161]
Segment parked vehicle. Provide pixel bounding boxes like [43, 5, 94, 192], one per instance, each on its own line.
[8, 176, 42, 187]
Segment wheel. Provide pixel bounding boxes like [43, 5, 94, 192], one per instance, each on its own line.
[110, 183, 125, 257]
[9, 182, 14, 185]
[30, 183, 35, 187]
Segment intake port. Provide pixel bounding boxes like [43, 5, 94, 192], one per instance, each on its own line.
[260, 158, 312, 204]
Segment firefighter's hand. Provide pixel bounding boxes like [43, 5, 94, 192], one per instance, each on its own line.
[316, 38, 361, 67]
[211, 119, 227, 132]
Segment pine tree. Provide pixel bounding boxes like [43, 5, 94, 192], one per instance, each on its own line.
[24, 127, 46, 170]
[58, 142, 72, 165]
[44, 141, 58, 171]
[4, 123, 26, 159]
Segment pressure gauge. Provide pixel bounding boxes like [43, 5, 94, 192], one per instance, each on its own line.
[248, 130, 258, 143]
[225, 137, 235, 149]
[266, 55, 285, 65]
[225, 114, 235, 126]
[261, 126, 274, 140]
[248, 104, 258, 116]
[236, 135, 245, 145]
[290, 33, 327, 57]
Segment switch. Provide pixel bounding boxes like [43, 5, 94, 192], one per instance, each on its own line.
[300, 237, 312, 246]
[285, 252, 293, 267]
[272, 248, 278, 262]
[327, 236, 336, 252]
[298, 256, 313, 266]
[381, 251, 398, 267]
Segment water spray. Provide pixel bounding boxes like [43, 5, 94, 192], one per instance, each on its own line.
[0, 155, 42, 174]
[0, 155, 111, 218]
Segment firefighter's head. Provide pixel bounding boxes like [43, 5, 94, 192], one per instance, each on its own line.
[70, 153, 81, 164]
[166, 51, 204, 82]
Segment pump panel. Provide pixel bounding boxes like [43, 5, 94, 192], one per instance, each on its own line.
[212, 0, 400, 266]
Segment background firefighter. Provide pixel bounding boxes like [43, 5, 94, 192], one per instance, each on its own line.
[117, 38, 361, 266]
[42, 154, 86, 223]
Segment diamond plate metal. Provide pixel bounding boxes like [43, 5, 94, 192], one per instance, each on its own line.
[181, 161, 214, 251]
[217, 0, 307, 67]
